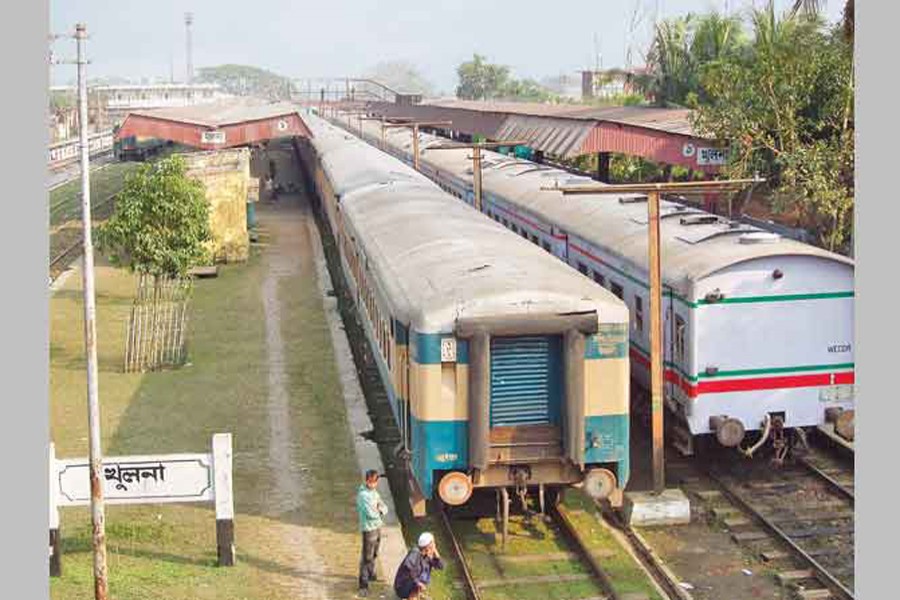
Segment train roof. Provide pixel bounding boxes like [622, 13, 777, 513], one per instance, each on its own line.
[305, 114, 629, 332]
[374, 125, 854, 298]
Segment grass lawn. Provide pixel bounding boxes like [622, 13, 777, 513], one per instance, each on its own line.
[50, 207, 368, 598]
[449, 511, 601, 600]
[561, 491, 665, 600]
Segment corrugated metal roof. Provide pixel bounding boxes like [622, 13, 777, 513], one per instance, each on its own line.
[419, 98, 699, 137]
[495, 115, 594, 158]
[127, 100, 302, 128]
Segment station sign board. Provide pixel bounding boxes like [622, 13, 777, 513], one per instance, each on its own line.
[49, 433, 235, 575]
[697, 147, 727, 166]
[201, 130, 227, 145]
[55, 454, 213, 506]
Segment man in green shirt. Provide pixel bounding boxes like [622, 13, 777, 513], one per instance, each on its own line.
[356, 469, 388, 597]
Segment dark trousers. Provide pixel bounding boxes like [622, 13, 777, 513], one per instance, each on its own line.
[359, 529, 381, 589]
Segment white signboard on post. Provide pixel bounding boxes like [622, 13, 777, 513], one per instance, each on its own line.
[55, 454, 213, 506]
[201, 130, 226, 145]
[697, 147, 727, 166]
[49, 433, 235, 575]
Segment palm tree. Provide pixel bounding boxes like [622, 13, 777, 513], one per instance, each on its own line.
[790, 0, 854, 43]
[789, 0, 824, 18]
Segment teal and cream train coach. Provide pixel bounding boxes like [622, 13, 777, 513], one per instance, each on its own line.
[296, 112, 631, 512]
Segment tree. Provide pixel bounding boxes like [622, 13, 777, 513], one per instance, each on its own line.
[456, 54, 557, 102]
[99, 155, 211, 276]
[197, 64, 293, 100]
[640, 12, 744, 107]
[693, 3, 854, 253]
[456, 54, 511, 100]
[99, 155, 213, 371]
[366, 60, 435, 96]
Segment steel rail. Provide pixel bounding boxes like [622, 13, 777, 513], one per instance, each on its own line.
[551, 502, 622, 600]
[601, 506, 691, 600]
[49, 193, 118, 270]
[438, 507, 481, 600]
[706, 469, 854, 600]
[797, 457, 855, 505]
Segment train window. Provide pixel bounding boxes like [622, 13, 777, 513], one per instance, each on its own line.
[577, 262, 589, 276]
[634, 296, 644, 333]
[530, 234, 539, 244]
[611, 281, 624, 300]
[511, 224, 518, 234]
[542, 241, 551, 252]
[592, 271, 605, 286]
[675, 315, 686, 362]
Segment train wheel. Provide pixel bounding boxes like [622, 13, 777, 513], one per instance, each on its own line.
[437, 471, 473, 506]
[582, 468, 617, 501]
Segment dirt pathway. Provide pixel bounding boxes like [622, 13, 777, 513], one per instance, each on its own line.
[257, 194, 337, 599]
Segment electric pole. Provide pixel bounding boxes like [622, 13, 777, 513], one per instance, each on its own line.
[185, 12, 194, 86]
[76, 22, 109, 600]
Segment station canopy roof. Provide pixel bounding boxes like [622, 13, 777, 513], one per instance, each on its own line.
[366, 98, 722, 173]
[115, 100, 313, 150]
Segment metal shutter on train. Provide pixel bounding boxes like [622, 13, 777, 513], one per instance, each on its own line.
[490, 336, 562, 427]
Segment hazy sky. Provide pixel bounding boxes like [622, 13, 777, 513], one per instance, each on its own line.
[49, 0, 847, 92]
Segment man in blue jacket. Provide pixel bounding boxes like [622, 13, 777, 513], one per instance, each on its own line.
[356, 469, 388, 597]
[393, 532, 444, 599]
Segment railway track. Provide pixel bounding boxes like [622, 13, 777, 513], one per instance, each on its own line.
[48, 193, 118, 281]
[672, 445, 855, 600]
[438, 495, 635, 600]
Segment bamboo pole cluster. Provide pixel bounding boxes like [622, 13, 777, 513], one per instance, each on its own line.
[124, 273, 194, 372]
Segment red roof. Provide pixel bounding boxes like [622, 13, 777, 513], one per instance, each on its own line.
[115, 100, 313, 150]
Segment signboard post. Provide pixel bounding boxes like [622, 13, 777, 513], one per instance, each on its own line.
[49, 433, 235, 574]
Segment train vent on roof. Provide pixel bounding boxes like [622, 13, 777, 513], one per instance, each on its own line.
[739, 231, 781, 244]
[495, 160, 530, 170]
[619, 195, 648, 204]
[512, 165, 555, 176]
[680, 215, 720, 226]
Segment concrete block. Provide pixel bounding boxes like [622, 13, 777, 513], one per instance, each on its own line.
[622, 488, 691, 526]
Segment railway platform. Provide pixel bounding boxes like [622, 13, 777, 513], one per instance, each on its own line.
[49, 146, 407, 599]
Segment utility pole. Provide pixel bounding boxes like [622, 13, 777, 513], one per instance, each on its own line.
[76, 22, 109, 600]
[547, 177, 763, 494]
[382, 120, 453, 172]
[185, 12, 194, 86]
[359, 116, 388, 149]
[430, 140, 529, 212]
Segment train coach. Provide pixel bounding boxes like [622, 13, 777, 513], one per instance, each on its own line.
[343, 115, 855, 456]
[296, 112, 632, 512]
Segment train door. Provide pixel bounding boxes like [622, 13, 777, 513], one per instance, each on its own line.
[488, 335, 564, 461]
[664, 292, 675, 400]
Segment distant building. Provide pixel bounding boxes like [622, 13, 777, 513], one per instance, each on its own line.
[581, 68, 649, 100]
[48, 83, 234, 141]
[539, 75, 582, 101]
[95, 83, 232, 124]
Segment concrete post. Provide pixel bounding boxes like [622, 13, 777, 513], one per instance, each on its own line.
[76, 23, 109, 600]
[213, 433, 236, 566]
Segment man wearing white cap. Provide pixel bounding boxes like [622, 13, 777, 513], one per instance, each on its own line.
[393, 531, 444, 599]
